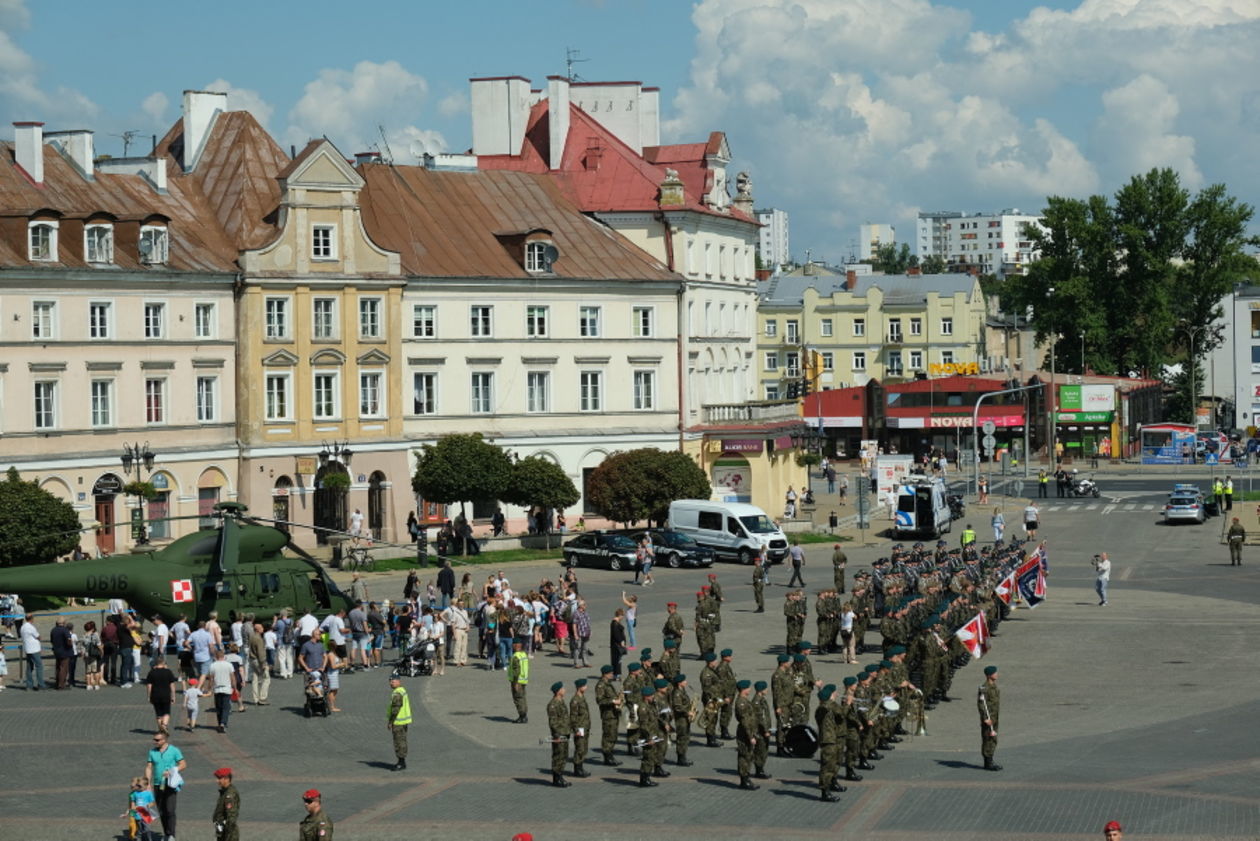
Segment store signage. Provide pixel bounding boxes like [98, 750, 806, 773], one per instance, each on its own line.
[928, 414, 1024, 428]
[151, 473, 169, 490]
[929, 362, 979, 376]
[773, 436, 794, 450]
[722, 439, 764, 453]
[1057, 411, 1113, 423]
[92, 475, 123, 495]
[1060, 384, 1115, 412]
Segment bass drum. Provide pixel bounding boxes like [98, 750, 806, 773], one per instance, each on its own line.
[783, 723, 819, 758]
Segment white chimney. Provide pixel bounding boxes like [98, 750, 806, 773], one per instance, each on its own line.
[44, 129, 94, 178]
[13, 121, 44, 184]
[470, 76, 531, 156]
[547, 76, 570, 170]
[181, 89, 227, 172]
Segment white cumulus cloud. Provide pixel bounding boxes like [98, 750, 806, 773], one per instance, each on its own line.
[0, 1, 97, 126]
[205, 79, 274, 129]
[140, 91, 168, 126]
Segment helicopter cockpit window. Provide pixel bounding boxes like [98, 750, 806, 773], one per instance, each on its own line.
[258, 573, 281, 594]
[201, 580, 232, 600]
[309, 577, 331, 610]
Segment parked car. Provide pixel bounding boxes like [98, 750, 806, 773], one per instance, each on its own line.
[630, 529, 715, 569]
[562, 532, 639, 571]
[1164, 485, 1206, 524]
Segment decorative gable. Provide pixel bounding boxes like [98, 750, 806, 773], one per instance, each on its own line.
[279, 140, 364, 192]
[262, 349, 299, 367]
[356, 348, 391, 366]
[311, 348, 346, 366]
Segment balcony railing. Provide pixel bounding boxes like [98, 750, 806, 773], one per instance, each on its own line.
[702, 400, 802, 425]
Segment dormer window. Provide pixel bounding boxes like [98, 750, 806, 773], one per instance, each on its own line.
[28, 221, 58, 261]
[139, 225, 168, 265]
[85, 224, 114, 264]
[525, 240, 555, 273]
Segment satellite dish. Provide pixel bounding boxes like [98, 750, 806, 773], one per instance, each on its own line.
[408, 138, 430, 161]
[138, 239, 154, 262]
[542, 244, 560, 271]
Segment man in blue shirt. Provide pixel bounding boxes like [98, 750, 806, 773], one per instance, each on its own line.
[187, 621, 214, 677]
[145, 729, 186, 841]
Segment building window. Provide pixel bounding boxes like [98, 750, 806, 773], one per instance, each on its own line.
[820, 318, 833, 337]
[525, 241, 551, 273]
[89, 302, 111, 340]
[359, 298, 382, 339]
[33, 381, 57, 429]
[888, 351, 903, 375]
[470, 305, 493, 338]
[765, 320, 777, 338]
[940, 317, 953, 336]
[633, 370, 655, 410]
[888, 318, 902, 341]
[764, 352, 778, 372]
[940, 350, 955, 365]
[853, 352, 866, 371]
[29, 221, 58, 261]
[910, 317, 922, 336]
[853, 318, 865, 337]
[145, 378, 166, 424]
[265, 374, 292, 421]
[909, 350, 923, 369]
[786, 320, 799, 344]
[196, 376, 217, 422]
[526, 306, 549, 338]
[194, 303, 215, 339]
[412, 304, 436, 339]
[527, 371, 550, 413]
[580, 371, 602, 411]
[313, 372, 339, 419]
[359, 371, 384, 417]
[471, 372, 494, 414]
[786, 352, 800, 378]
[633, 306, 654, 337]
[264, 298, 287, 340]
[32, 301, 55, 339]
[312, 298, 336, 340]
[312, 225, 336, 260]
[139, 225, 168, 264]
[144, 302, 165, 339]
[704, 242, 713, 277]
[90, 379, 113, 427]
[85, 224, 113, 263]
[821, 352, 834, 371]
[579, 306, 601, 338]
[413, 373, 437, 415]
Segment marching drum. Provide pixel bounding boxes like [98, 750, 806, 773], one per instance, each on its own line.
[783, 723, 819, 758]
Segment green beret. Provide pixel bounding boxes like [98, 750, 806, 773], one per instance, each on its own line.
[879, 660, 892, 669]
[627, 662, 641, 672]
[600, 665, 614, 674]
[720, 648, 733, 658]
[653, 678, 669, 689]
[754, 680, 767, 692]
[777, 654, 791, 664]
[822, 683, 837, 695]
[640, 685, 655, 697]
[984, 665, 998, 676]
[864, 664, 879, 673]
[736, 679, 751, 690]
[792, 653, 806, 663]
[703, 652, 717, 662]
[842, 676, 857, 687]
[640, 648, 653, 658]
[673, 674, 687, 685]
[550, 681, 564, 693]
[663, 639, 677, 649]
[819, 686, 834, 701]
[888, 645, 906, 656]
[796, 640, 812, 651]
[574, 678, 588, 688]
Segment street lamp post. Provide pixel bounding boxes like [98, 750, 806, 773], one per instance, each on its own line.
[1180, 323, 1206, 428]
[120, 441, 156, 545]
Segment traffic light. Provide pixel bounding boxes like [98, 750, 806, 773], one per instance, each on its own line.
[786, 381, 800, 399]
[801, 376, 813, 396]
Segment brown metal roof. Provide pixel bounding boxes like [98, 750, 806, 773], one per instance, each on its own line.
[358, 164, 679, 282]
[0, 143, 239, 273]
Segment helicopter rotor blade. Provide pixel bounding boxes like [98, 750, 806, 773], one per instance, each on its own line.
[214, 515, 240, 575]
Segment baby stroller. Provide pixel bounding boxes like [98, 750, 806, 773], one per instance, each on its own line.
[304, 670, 330, 718]
[395, 637, 435, 678]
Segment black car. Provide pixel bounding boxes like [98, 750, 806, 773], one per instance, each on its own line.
[562, 532, 639, 571]
[631, 529, 715, 569]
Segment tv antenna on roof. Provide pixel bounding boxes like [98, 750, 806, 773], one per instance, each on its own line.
[112, 130, 143, 157]
[565, 47, 588, 82]
[376, 125, 395, 165]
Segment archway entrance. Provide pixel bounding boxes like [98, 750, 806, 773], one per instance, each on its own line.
[314, 464, 349, 545]
[367, 471, 387, 540]
[92, 473, 123, 555]
[273, 476, 293, 534]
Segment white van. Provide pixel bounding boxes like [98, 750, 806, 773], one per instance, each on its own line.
[893, 477, 952, 538]
[668, 500, 790, 564]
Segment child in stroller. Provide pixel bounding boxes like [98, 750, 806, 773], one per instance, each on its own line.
[304, 670, 329, 717]
[396, 634, 436, 677]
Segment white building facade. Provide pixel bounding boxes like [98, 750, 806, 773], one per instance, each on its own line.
[756, 207, 789, 269]
[917, 209, 1045, 277]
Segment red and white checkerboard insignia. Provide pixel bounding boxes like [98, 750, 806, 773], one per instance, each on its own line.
[171, 579, 194, 603]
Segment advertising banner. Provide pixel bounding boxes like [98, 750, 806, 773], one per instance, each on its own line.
[1060, 384, 1115, 412]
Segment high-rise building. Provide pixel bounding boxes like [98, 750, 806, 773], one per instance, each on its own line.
[917, 209, 1045, 277]
[858, 223, 896, 261]
[755, 207, 789, 269]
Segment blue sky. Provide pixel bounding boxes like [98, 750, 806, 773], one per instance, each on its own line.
[3, 0, 1257, 259]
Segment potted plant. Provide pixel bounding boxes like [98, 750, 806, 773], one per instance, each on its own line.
[319, 472, 351, 492]
[122, 480, 157, 499]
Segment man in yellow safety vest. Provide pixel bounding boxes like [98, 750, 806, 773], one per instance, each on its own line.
[388, 675, 412, 771]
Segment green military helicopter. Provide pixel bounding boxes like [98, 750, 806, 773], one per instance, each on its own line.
[0, 502, 354, 626]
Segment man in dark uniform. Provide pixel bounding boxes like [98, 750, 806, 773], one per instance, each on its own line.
[546, 681, 572, 787]
[299, 789, 333, 841]
[595, 665, 622, 766]
[661, 602, 685, 647]
[752, 680, 773, 779]
[716, 648, 738, 740]
[752, 555, 767, 613]
[570, 678, 592, 778]
[978, 664, 1001, 771]
[212, 767, 239, 841]
[734, 680, 759, 790]
[670, 673, 694, 766]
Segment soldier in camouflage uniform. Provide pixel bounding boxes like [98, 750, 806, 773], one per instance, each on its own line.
[707, 574, 725, 631]
[815, 685, 843, 801]
[650, 678, 673, 778]
[752, 554, 767, 612]
[694, 591, 717, 658]
[637, 685, 664, 787]
[658, 638, 680, 682]
[622, 662, 645, 756]
[715, 648, 738, 740]
[752, 680, 773, 779]
[661, 602, 685, 648]
[698, 652, 723, 747]
[569, 678, 592, 778]
[595, 665, 623, 766]
[669, 673, 694, 766]
[839, 676, 868, 778]
[546, 682, 572, 787]
[733, 680, 759, 790]
[978, 664, 1002, 771]
[832, 544, 848, 594]
[784, 590, 806, 652]
[770, 653, 795, 756]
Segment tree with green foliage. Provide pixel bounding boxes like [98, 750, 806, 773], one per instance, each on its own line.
[920, 254, 947, 274]
[995, 168, 1259, 413]
[501, 456, 580, 545]
[0, 467, 81, 567]
[411, 433, 514, 519]
[585, 448, 711, 527]
[870, 242, 918, 275]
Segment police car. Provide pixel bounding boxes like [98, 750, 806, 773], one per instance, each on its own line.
[1163, 484, 1206, 524]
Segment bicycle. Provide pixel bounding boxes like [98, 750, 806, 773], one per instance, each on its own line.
[345, 545, 375, 571]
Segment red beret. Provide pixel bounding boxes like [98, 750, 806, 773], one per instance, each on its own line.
[513, 835, 534, 841]
[666, 602, 677, 607]
[213, 768, 232, 779]
[1104, 821, 1122, 832]
[708, 573, 717, 578]
[302, 789, 321, 801]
